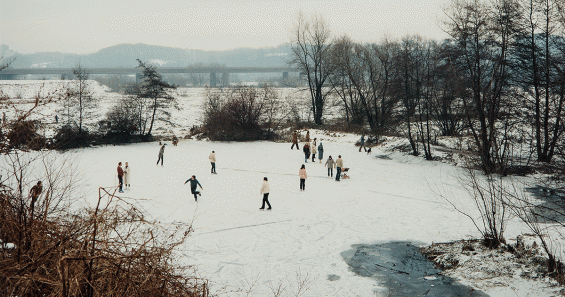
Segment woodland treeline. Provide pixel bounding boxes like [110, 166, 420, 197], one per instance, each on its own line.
[291, 0, 565, 174]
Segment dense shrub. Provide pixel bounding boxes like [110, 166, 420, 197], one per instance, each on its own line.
[53, 125, 97, 150]
[203, 87, 268, 141]
[5, 120, 46, 150]
[0, 154, 208, 296]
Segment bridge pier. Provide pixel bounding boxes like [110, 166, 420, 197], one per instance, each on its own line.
[210, 72, 217, 87]
[221, 72, 230, 87]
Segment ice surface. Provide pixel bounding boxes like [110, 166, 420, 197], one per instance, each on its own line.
[1, 80, 559, 296]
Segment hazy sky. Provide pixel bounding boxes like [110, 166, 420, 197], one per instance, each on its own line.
[1, 0, 450, 54]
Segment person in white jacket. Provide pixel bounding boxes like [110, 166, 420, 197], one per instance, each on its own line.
[124, 162, 130, 188]
[209, 151, 217, 174]
[259, 177, 271, 210]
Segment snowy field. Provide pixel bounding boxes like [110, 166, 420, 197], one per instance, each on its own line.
[1, 80, 562, 296]
[59, 135, 558, 296]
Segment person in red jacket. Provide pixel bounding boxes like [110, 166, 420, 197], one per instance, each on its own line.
[117, 162, 124, 193]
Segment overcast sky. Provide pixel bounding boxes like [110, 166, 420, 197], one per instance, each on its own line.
[1, 0, 450, 55]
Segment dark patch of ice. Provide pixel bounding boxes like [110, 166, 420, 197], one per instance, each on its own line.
[327, 274, 340, 281]
[375, 154, 392, 160]
[341, 242, 489, 297]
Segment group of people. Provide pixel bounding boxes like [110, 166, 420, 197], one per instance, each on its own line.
[116, 162, 131, 193]
[111, 130, 360, 211]
[291, 130, 347, 193]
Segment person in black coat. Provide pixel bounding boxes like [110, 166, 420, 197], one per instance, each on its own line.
[303, 143, 310, 163]
[184, 175, 203, 201]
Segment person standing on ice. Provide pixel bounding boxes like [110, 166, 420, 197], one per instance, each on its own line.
[291, 131, 300, 150]
[184, 175, 203, 201]
[335, 155, 344, 181]
[318, 141, 324, 163]
[325, 155, 335, 177]
[303, 142, 310, 163]
[117, 162, 124, 193]
[299, 164, 307, 191]
[259, 177, 271, 210]
[305, 131, 310, 143]
[311, 140, 317, 162]
[359, 134, 367, 152]
[156, 144, 165, 166]
[123, 162, 130, 188]
[209, 151, 217, 174]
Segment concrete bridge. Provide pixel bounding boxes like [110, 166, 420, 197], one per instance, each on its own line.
[0, 66, 298, 87]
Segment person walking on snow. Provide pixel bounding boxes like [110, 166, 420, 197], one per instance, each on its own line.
[259, 177, 271, 210]
[305, 131, 310, 143]
[29, 181, 43, 218]
[157, 144, 165, 166]
[184, 175, 203, 201]
[311, 141, 317, 162]
[299, 164, 307, 191]
[335, 155, 344, 181]
[124, 162, 130, 188]
[359, 134, 367, 152]
[303, 143, 310, 163]
[325, 156, 335, 177]
[291, 131, 300, 150]
[318, 141, 324, 163]
[117, 162, 124, 192]
[209, 151, 217, 174]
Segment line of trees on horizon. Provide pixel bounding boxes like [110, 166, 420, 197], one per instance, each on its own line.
[290, 0, 565, 174]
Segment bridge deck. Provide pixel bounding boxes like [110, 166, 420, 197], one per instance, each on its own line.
[2, 67, 298, 75]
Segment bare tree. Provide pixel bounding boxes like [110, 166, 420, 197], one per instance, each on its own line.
[328, 35, 367, 126]
[136, 59, 177, 136]
[512, 0, 565, 163]
[68, 63, 95, 134]
[441, 169, 509, 248]
[328, 36, 400, 136]
[290, 12, 334, 125]
[443, 0, 520, 173]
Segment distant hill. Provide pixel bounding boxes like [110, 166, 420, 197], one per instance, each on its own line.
[1, 43, 293, 69]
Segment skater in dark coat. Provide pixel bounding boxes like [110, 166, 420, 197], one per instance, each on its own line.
[291, 131, 300, 150]
[157, 144, 165, 166]
[117, 162, 124, 192]
[303, 143, 310, 163]
[29, 181, 43, 220]
[299, 164, 307, 191]
[259, 177, 271, 210]
[359, 134, 367, 152]
[318, 142, 324, 163]
[184, 175, 203, 201]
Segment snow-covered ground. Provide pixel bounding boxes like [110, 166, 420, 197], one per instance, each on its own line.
[55, 134, 557, 296]
[1, 80, 562, 296]
[0, 80, 336, 139]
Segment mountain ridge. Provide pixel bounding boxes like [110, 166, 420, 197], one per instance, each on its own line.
[1, 43, 292, 69]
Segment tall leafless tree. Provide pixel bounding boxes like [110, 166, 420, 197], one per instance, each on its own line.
[290, 12, 334, 125]
[513, 0, 564, 163]
[443, 0, 520, 173]
[136, 59, 176, 136]
[69, 63, 94, 134]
